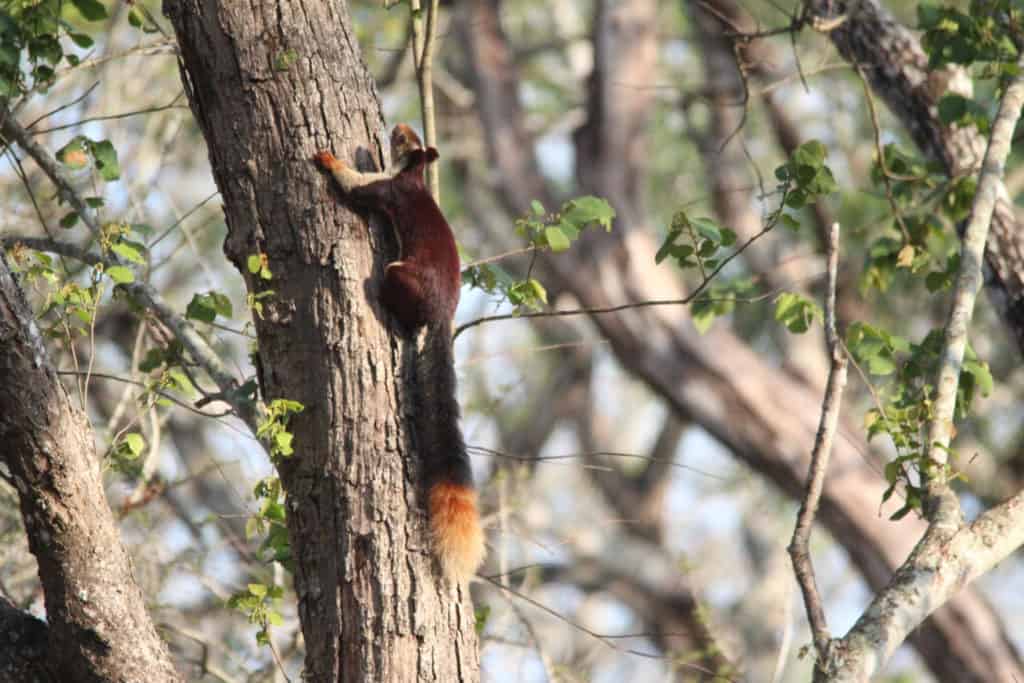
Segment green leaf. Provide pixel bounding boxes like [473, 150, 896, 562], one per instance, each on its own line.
[938, 94, 968, 124]
[273, 48, 298, 71]
[530, 199, 545, 216]
[68, 33, 94, 49]
[0, 43, 18, 68]
[793, 140, 827, 165]
[88, 139, 120, 181]
[128, 6, 144, 28]
[85, 196, 105, 208]
[123, 432, 145, 456]
[57, 137, 89, 169]
[60, 212, 79, 229]
[778, 213, 800, 231]
[544, 226, 570, 252]
[774, 292, 822, 333]
[475, 605, 492, 635]
[28, 35, 62, 65]
[963, 359, 994, 397]
[247, 254, 262, 273]
[105, 265, 134, 284]
[527, 278, 547, 305]
[560, 196, 616, 232]
[139, 347, 167, 373]
[867, 354, 897, 376]
[72, 0, 109, 21]
[248, 583, 267, 598]
[111, 241, 146, 264]
[690, 217, 719, 241]
[274, 431, 294, 456]
[889, 503, 913, 521]
[655, 227, 682, 265]
[212, 291, 233, 318]
[186, 291, 232, 322]
[186, 293, 217, 323]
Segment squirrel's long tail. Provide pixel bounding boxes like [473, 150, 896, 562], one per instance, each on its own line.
[417, 318, 485, 583]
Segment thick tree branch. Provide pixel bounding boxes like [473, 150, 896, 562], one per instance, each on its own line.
[0, 251, 181, 682]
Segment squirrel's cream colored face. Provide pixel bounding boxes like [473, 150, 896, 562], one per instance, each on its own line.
[390, 124, 423, 166]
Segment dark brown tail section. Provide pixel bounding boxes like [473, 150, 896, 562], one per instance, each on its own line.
[417, 318, 485, 582]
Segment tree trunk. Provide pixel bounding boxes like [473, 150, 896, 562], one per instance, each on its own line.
[0, 252, 181, 682]
[163, 2, 480, 681]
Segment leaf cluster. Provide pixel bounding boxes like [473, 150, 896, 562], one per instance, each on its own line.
[919, 1, 1022, 69]
[462, 195, 615, 313]
[0, 0, 106, 96]
[227, 580, 285, 647]
[847, 323, 993, 519]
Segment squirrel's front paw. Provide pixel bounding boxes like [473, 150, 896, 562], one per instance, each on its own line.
[314, 150, 346, 172]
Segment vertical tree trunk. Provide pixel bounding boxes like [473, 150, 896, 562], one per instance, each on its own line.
[164, 2, 480, 681]
[0, 252, 181, 682]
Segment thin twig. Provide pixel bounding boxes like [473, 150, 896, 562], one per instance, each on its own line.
[24, 81, 101, 130]
[55, 370, 232, 419]
[466, 444, 727, 480]
[148, 189, 220, 249]
[787, 222, 847, 663]
[410, 0, 441, 201]
[30, 95, 188, 136]
[453, 222, 773, 339]
[856, 65, 912, 242]
[462, 244, 539, 268]
[480, 574, 735, 680]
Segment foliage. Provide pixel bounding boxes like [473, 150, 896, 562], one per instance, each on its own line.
[655, 140, 838, 333]
[848, 323, 993, 519]
[227, 581, 285, 647]
[462, 195, 615, 312]
[0, 0, 107, 97]
[919, 1, 1022, 69]
[256, 398, 304, 459]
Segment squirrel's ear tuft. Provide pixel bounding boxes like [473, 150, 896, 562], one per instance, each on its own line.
[425, 147, 440, 163]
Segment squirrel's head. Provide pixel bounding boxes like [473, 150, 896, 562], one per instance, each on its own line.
[390, 124, 423, 168]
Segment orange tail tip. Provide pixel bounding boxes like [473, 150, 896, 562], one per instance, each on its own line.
[428, 481, 485, 584]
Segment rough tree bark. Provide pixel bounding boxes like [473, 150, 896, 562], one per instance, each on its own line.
[164, 2, 479, 681]
[0, 252, 181, 682]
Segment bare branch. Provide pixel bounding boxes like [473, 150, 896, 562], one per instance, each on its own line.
[788, 222, 847, 662]
[410, 0, 441, 201]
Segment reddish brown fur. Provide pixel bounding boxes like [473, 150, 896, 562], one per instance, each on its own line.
[428, 481, 485, 583]
[316, 126, 485, 583]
